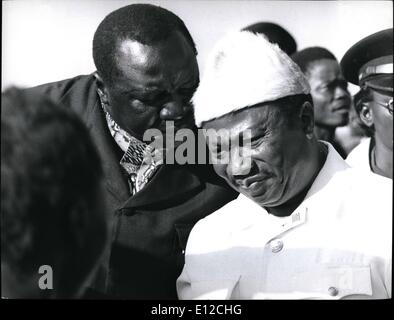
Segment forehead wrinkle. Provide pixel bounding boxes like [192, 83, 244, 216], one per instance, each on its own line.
[116, 33, 194, 71]
[208, 106, 272, 142]
[113, 73, 162, 93]
[245, 104, 279, 128]
[114, 37, 198, 92]
[113, 53, 164, 92]
[115, 40, 170, 84]
[116, 39, 153, 69]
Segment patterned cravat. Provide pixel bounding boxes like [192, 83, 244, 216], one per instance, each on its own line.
[97, 89, 162, 195]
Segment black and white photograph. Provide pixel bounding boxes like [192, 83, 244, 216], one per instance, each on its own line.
[1, 0, 393, 309]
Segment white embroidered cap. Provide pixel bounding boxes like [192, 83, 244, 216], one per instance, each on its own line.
[193, 31, 310, 126]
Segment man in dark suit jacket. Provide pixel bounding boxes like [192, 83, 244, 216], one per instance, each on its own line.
[24, 4, 237, 299]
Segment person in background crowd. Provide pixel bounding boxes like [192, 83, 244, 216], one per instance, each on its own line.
[23, 4, 237, 299]
[342, 28, 393, 179]
[242, 21, 297, 55]
[1, 88, 108, 299]
[292, 47, 351, 157]
[177, 31, 392, 300]
[334, 92, 368, 156]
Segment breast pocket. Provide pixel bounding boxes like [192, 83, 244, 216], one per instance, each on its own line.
[292, 266, 373, 299]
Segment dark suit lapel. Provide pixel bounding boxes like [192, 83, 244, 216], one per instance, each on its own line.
[83, 85, 203, 209]
[85, 99, 130, 205]
[123, 164, 203, 208]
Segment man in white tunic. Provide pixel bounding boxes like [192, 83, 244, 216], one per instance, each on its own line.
[177, 31, 392, 300]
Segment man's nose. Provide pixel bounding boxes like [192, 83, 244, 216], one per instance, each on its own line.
[160, 96, 186, 120]
[227, 148, 252, 178]
[335, 85, 351, 101]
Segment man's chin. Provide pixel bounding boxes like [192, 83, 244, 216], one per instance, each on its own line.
[240, 188, 267, 204]
[241, 186, 287, 208]
[241, 192, 270, 208]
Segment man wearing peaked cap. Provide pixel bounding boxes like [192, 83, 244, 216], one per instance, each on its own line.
[342, 28, 393, 179]
[177, 31, 392, 300]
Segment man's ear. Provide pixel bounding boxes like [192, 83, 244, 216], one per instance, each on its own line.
[93, 72, 104, 88]
[359, 104, 374, 128]
[93, 72, 110, 103]
[299, 101, 314, 137]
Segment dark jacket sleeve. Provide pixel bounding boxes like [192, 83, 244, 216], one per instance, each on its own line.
[22, 74, 99, 124]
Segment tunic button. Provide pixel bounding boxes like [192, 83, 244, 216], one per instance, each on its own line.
[328, 287, 338, 296]
[270, 239, 284, 253]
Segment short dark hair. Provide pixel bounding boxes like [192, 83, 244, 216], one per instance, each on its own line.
[93, 4, 197, 85]
[270, 94, 314, 128]
[291, 47, 337, 76]
[1, 88, 103, 294]
[353, 88, 375, 137]
[242, 22, 297, 55]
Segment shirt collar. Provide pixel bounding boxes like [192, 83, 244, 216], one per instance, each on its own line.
[267, 142, 350, 239]
[302, 141, 350, 202]
[96, 89, 163, 194]
[281, 142, 349, 225]
[96, 88, 147, 154]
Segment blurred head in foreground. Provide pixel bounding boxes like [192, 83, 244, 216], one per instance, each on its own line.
[1, 88, 108, 298]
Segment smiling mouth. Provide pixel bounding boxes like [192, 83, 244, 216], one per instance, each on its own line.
[236, 174, 272, 191]
[241, 181, 268, 198]
[237, 178, 262, 188]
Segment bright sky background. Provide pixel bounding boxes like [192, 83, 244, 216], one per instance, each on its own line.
[2, 0, 393, 94]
